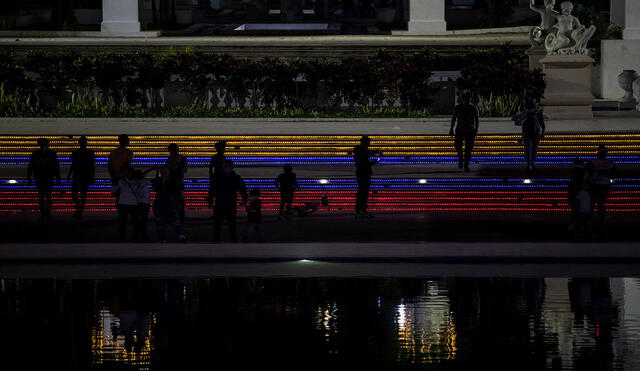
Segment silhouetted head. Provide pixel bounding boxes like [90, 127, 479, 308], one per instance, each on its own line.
[461, 92, 472, 105]
[118, 134, 130, 147]
[597, 145, 608, 160]
[78, 135, 88, 149]
[167, 143, 179, 155]
[215, 141, 227, 155]
[250, 188, 260, 197]
[545, 0, 556, 9]
[360, 136, 371, 147]
[223, 159, 234, 175]
[284, 164, 293, 173]
[37, 138, 50, 149]
[572, 157, 584, 166]
[561, 1, 573, 15]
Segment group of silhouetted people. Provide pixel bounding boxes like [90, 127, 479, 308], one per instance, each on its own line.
[25, 123, 618, 242]
[451, 92, 547, 172]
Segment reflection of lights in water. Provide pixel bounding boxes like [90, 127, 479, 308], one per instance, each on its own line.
[394, 281, 457, 363]
[396, 303, 407, 330]
[314, 302, 340, 348]
[91, 309, 156, 371]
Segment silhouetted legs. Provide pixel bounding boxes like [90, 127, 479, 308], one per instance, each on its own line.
[355, 176, 371, 215]
[523, 135, 541, 170]
[117, 204, 136, 241]
[279, 191, 294, 218]
[590, 184, 609, 225]
[213, 206, 237, 243]
[71, 181, 89, 219]
[35, 179, 53, 221]
[454, 133, 476, 170]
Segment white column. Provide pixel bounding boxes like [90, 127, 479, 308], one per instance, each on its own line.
[407, 0, 447, 34]
[610, 0, 625, 27]
[623, 0, 640, 40]
[101, 0, 141, 36]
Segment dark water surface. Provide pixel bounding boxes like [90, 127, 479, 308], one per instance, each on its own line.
[1, 277, 640, 371]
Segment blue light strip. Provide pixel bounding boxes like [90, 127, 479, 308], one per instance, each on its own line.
[1, 178, 638, 190]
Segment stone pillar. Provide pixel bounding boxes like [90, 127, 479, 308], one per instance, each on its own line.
[610, 0, 625, 27]
[407, 0, 447, 34]
[540, 55, 595, 120]
[623, 0, 640, 40]
[101, 0, 142, 36]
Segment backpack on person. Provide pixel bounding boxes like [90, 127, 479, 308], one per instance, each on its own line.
[515, 110, 543, 136]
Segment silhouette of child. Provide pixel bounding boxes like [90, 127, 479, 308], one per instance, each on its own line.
[243, 189, 263, 242]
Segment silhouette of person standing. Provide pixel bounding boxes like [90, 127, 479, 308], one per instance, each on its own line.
[108, 134, 133, 184]
[353, 136, 382, 218]
[275, 164, 298, 220]
[67, 136, 95, 219]
[586, 145, 617, 226]
[209, 140, 227, 181]
[27, 138, 61, 222]
[208, 140, 227, 218]
[165, 143, 187, 224]
[450, 92, 479, 172]
[209, 160, 247, 243]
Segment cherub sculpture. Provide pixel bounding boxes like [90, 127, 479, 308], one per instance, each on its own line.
[544, 1, 596, 55]
[529, 0, 559, 47]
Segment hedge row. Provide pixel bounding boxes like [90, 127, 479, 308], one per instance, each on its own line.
[0, 45, 544, 117]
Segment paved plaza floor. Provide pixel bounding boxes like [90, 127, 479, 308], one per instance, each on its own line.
[2, 212, 636, 244]
[1, 112, 639, 136]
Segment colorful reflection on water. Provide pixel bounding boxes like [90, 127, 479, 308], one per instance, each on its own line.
[1, 277, 640, 370]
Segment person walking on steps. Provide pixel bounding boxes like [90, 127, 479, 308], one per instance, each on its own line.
[353, 135, 382, 218]
[449, 92, 479, 172]
[209, 160, 248, 243]
[514, 103, 546, 171]
[68, 136, 95, 220]
[27, 138, 61, 222]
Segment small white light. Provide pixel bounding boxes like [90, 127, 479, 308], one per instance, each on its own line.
[610, 179, 614, 184]
[298, 259, 314, 263]
[523, 179, 532, 184]
[319, 179, 329, 184]
[7, 179, 17, 184]
[418, 179, 427, 184]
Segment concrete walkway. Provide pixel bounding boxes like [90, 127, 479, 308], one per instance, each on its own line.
[2, 112, 639, 135]
[1, 242, 639, 262]
[0, 34, 530, 48]
[2, 260, 640, 279]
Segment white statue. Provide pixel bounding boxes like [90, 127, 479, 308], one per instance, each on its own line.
[544, 1, 596, 55]
[529, 0, 559, 47]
